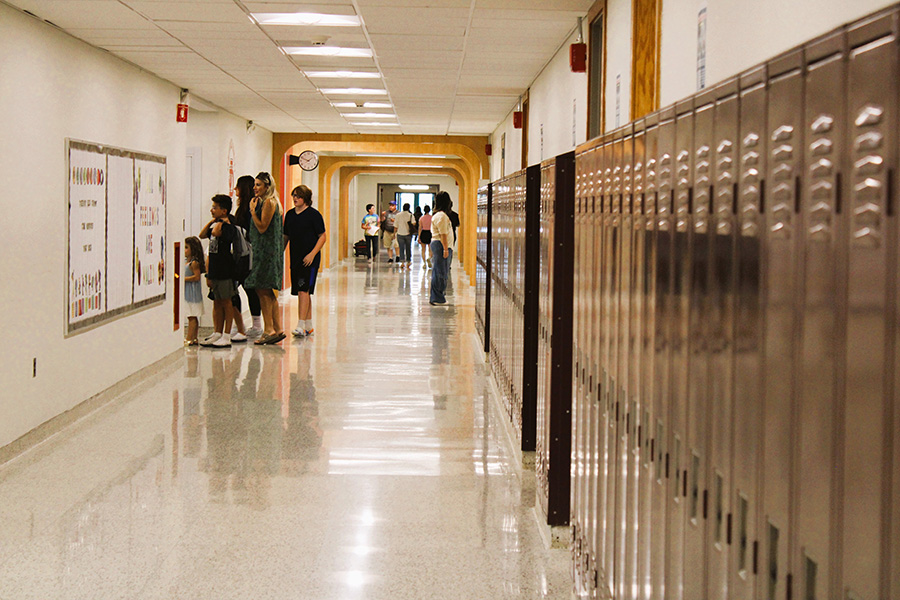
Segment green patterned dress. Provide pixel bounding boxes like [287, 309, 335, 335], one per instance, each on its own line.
[244, 198, 284, 290]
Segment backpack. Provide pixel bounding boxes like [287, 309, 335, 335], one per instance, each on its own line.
[232, 225, 252, 281]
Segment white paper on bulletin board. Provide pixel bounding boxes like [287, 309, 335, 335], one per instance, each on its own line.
[106, 152, 135, 312]
[67, 143, 107, 326]
[133, 157, 166, 304]
[65, 140, 166, 335]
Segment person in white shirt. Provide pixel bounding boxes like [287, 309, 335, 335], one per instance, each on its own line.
[393, 202, 416, 269]
[429, 191, 454, 305]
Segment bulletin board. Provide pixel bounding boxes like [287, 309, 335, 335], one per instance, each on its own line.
[66, 139, 167, 335]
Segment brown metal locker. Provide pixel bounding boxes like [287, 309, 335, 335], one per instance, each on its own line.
[618, 125, 640, 600]
[685, 89, 715, 600]
[797, 29, 846, 600]
[762, 49, 804, 600]
[632, 117, 654, 600]
[665, 98, 695, 600]
[707, 77, 740, 600]
[732, 64, 767, 600]
[573, 146, 589, 595]
[843, 10, 897, 600]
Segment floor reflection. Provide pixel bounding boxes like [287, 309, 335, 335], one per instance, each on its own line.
[0, 257, 571, 599]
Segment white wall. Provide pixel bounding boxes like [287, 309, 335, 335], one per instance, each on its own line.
[655, 0, 894, 105]
[527, 28, 590, 165]
[0, 4, 270, 449]
[605, 0, 633, 130]
[491, 25, 589, 177]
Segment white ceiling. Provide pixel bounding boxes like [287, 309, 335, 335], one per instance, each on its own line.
[7, 0, 592, 135]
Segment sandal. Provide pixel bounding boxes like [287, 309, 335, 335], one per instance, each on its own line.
[264, 332, 286, 345]
[186, 340, 199, 346]
[254, 333, 275, 345]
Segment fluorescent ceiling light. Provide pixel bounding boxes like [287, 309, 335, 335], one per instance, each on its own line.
[356, 153, 449, 159]
[351, 122, 400, 127]
[252, 13, 361, 27]
[399, 185, 430, 190]
[331, 101, 393, 109]
[370, 164, 447, 168]
[305, 71, 380, 79]
[284, 47, 373, 58]
[323, 88, 387, 95]
[341, 113, 396, 118]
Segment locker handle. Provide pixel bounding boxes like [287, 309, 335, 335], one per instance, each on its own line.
[794, 176, 802, 214]
[703, 489, 709, 519]
[688, 186, 694, 215]
[732, 182, 739, 214]
[753, 540, 759, 575]
[641, 192, 646, 215]
[651, 438, 656, 462]
[683, 472, 688, 497]
[665, 453, 670, 478]
[786, 574, 793, 600]
[888, 168, 895, 217]
[835, 172, 843, 215]
[760, 178, 766, 214]
[727, 513, 733, 545]
[708, 185, 714, 214]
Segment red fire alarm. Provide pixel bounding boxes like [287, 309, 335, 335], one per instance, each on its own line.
[485, 144, 492, 156]
[513, 111, 523, 129]
[570, 42, 587, 72]
[176, 104, 189, 123]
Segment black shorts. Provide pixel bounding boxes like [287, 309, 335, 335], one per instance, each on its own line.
[291, 264, 319, 295]
[419, 230, 432, 245]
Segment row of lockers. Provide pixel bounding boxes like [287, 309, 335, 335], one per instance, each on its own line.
[477, 5, 900, 600]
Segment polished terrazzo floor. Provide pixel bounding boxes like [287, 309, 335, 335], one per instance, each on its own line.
[0, 255, 571, 599]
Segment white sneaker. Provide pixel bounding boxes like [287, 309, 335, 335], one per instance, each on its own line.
[200, 332, 221, 346]
[231, 332, 248, 343]
[230, 326, 238, 336]
[292, 326, 306, 337]
[212, 334, 232, 347]
[247, 326, 263, 338]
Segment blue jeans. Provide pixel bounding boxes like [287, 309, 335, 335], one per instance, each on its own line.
[397, 235, 413, 262]
[429, 240, 452, 304]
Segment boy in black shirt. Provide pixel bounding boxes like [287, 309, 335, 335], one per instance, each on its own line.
[283, 185, 326, 337]
[199, 194, 237, 347]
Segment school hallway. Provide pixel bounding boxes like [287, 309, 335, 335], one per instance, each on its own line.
[0, 255, 570, 600]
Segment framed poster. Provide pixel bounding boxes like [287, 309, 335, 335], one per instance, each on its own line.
[66, 139, 167, 335]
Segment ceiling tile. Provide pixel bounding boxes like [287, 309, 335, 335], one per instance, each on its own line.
[11, 0, 156, 29]
[122, 1, 248, 23]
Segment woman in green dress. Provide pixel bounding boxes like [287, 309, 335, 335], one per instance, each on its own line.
[245, 171, 285, 344]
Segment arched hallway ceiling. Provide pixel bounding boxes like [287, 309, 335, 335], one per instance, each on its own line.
[8, 0, 592, 135]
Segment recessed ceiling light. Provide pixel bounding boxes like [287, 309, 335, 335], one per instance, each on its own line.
[363, 102, 392, 108]
[351, 122, 400, 127]
[252, 13, 361, 27]
[399, 185, 431, 190]
[340, 113, 396, 118]
[305, 71, 381, 79]
[323, 88, 388, 95]
[284, 47, 373, 58]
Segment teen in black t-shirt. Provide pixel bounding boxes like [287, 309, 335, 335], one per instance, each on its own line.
[283, 185, 327, 337]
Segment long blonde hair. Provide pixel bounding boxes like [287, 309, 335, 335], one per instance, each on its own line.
[255, 171, 279, 203]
